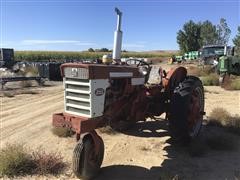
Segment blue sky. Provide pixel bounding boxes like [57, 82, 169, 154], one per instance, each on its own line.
[0, 0, 239, 51]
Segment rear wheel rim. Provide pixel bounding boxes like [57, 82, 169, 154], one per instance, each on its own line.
[188, 86, 204, 137]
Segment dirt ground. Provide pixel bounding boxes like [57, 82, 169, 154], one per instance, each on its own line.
[0, 75, 240, 180]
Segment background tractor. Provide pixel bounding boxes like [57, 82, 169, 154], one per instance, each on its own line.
[52, 8, 205, 179]
[199, 45, 230, 66]
[169, 45, 229, 65]
[218, 47, 240, 84]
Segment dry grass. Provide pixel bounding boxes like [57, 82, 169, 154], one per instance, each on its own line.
[51, 127, 75, 137]
[187, 66, 202, 76]
[187, 112, 240, 155]
[187, 66, 213, 77]
[200, 73, 219, 86]
[187, 66, 219, 86]
[208, 107, 232, 126]
[0, 144, 34, 177]
[0, 144, 66, 177]
[224, 78, 240, 90]
[229, 79, 240, 90]
[31, 149, 66, 175]
[208, 108, 240, 135]
[98, 126, 119, 135]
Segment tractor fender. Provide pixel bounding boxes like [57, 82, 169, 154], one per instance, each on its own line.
[80, 131, 103, 156]
[162, 66, 187, 92]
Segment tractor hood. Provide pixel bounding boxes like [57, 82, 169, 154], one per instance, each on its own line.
[61, 63, 143, 79]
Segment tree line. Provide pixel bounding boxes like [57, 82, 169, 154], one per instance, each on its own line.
[177, 18, 240, 53]
[87, 48, 128, 52]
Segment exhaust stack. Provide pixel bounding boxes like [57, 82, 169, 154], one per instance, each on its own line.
[224, 44, 227, 56]
[112, 8, 122, 61]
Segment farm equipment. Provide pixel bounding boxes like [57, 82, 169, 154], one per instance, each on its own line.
[168, 55, 183, 64]
[52, 8, 205, 179]
[0, 48, 15, 68]
[218, 47, 240, 84]
[0, 48, 63, 88]
[168, 51, 199, 64]
[175, 55, 184, 62]
[199, 45, 230, 65]
[184, 51, 199, 61]
[0, 76, 42, 89]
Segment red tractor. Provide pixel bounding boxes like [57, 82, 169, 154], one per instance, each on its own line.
[52, 8, 205, 179]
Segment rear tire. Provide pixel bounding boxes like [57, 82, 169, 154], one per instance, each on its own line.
[168, 76, 204, 143]
[72, 137, 104, 180]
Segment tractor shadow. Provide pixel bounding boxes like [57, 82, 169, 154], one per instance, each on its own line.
[123, 118, 169, 138]
[96, 125, 240, 180]
[96, 165, 162, 180]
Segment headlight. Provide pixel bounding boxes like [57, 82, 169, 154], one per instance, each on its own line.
[212, 60, 219, 66]
[139, 66, 148, 76]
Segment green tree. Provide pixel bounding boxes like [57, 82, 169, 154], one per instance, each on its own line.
[233, 26, 240, 47]
[200, 20, 218, 46]
[177, 20, 201, 53]
[99, 48, 109, 52]
[216, 18, 231, 45]
[88, 48, 94, 52]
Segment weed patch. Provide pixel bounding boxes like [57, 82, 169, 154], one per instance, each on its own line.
[187, 66, 214, 77]
[0, 144, 34, 177]
[51, 127, 74, 137]
[208, 107, 232, 126]
[32, 149, 66, 175]
[224, 78, 240, 90]
[0, 144, 66, 177]
[208, 108, 240, 135]
[98, 126, 119, 135]
[201, 73, 219, 86]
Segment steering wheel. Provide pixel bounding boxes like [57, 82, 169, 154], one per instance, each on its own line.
[126, 59, 150, 68]
[125, 59, 151, 83]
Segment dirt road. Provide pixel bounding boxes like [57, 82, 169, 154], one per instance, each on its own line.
[1, 82, 240, 180]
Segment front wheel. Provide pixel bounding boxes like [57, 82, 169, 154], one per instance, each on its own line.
[72, 136, 104, 180]
[168, 76, 205, 143]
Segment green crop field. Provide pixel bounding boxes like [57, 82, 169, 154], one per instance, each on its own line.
[14, 51, 177, 62]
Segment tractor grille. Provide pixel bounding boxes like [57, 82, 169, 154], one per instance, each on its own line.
[64, 77, 91, 117]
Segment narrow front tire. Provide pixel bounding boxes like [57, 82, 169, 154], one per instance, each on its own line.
[72, 136, 104, 180]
